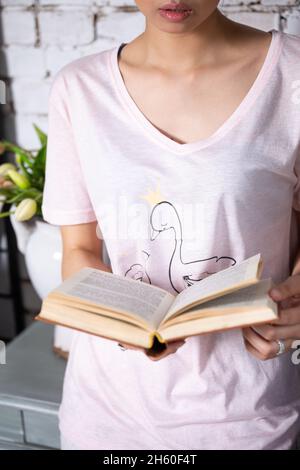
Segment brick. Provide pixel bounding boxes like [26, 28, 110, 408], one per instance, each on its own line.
[107, 0, 137, 6]
[283, 11, 300, 36]
[225, 11, 280, 32]
[96, 10, 145, 42]
[0, 46, 45, 78]
[1, 1, 34, 5]
[220, 0, 254, 5]
[261, 0, 299, 5]
[11, 78, 51, 114]
[39, 0, 94, 5]
[79, 37, 116, 57]
[45, 47, 82, 76]
[39, 8, 94, 46]
[2, 8, 36, 46]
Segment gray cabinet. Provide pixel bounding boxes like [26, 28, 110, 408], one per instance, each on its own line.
[0, 322, 66, 449]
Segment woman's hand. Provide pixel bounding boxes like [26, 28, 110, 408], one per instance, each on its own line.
[242, 274, 300, 360]
[118, 339, 186, 361]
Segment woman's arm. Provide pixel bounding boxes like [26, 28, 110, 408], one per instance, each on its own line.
[60, 221, 112, 281]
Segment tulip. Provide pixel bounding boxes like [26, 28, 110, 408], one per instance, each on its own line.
[0, 163, 16, 176]
[7, 169, 30, 189]
[14, 198, 37, 221]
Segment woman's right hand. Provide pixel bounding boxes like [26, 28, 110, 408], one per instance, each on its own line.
[118, 339, 186, 361]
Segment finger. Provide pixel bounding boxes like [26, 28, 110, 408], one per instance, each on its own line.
[166, 339, 186, 350]
[244, 337, 267, 361]
[242, 327, 280, 360]
[244, 327, 294, 358]
[252, 323, 300, 341]
[149, 340, 185, 357]
[146, 340, 185, 361]
[281, 296, 300, 308]
[146, 347, 171, 361]
[152, 339, 185, 354]
[269, 274, 300, 302]
[271, 305, 300, 326]
[121, 339, 186, 359]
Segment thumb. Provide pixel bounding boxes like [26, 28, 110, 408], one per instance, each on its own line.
[269, 274, 300, 301]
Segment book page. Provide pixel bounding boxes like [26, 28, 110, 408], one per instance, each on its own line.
[37, 301, 152, 349]
[53, 267, 175, 329]
[161, 278, 276, 328]
[164, 253, 262, 322]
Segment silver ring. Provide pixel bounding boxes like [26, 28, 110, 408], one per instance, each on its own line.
[118, 342, 126, 351]
[276, 339, 286, 356]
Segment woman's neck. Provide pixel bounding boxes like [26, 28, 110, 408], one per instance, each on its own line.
[133, 9, 237, 74]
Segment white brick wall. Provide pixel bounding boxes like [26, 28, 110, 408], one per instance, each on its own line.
[0, 0, 300, 148]
[39, 8, 95, 46]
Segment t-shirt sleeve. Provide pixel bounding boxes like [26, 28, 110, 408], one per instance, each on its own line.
[42, 72, 97, 225]
[292, 152, 300, 212]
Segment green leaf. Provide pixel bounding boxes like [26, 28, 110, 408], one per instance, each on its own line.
[32, 144, 46, 177]
[16, 156, 34, 182]
[0, 189, 16, 199]
[33, 124, 47, 147]
[0, 126, 47, 206]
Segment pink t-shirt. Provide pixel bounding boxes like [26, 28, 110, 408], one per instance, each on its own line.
[42, 28, 300, 450]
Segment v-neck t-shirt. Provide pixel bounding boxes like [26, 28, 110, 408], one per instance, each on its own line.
[42, 28, 300, 450]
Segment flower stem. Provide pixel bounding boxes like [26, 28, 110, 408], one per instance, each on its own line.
[0, 210, 15, 218]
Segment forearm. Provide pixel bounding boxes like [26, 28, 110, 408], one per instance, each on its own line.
[61, 248, 112, 281]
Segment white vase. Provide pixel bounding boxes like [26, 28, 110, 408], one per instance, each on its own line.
[10, 209, 111, 357]
[26, 219, 75, 357]
[10, 211, 73, 356]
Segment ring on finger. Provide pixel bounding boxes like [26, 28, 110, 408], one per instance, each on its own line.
[275, 339, 286, 356]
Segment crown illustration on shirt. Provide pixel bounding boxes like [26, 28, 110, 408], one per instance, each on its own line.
[140, 179, 165, 207]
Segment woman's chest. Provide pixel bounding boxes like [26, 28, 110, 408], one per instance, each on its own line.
[122, 80, 245, 145]
[70, 79, 298, 223]
[116, 48, 270, 145]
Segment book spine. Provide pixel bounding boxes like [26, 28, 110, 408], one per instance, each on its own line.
[146, 332, 167, 356]
[149, 331, 166, 348]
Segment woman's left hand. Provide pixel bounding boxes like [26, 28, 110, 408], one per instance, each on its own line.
[242, 273, 300, 360]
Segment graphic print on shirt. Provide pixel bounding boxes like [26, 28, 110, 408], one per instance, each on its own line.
[124, 250, 152, 284]
[124, 181, 236, 293]
[149, 200, 236, 293]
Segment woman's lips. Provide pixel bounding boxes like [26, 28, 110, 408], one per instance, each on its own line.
[159, 2, 192, 10]
[158, 7, 193, 22]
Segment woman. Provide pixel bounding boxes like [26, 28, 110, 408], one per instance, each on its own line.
[42, 0, 300, 450]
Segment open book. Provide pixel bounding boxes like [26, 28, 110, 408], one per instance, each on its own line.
[36, 253, 278, 355]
